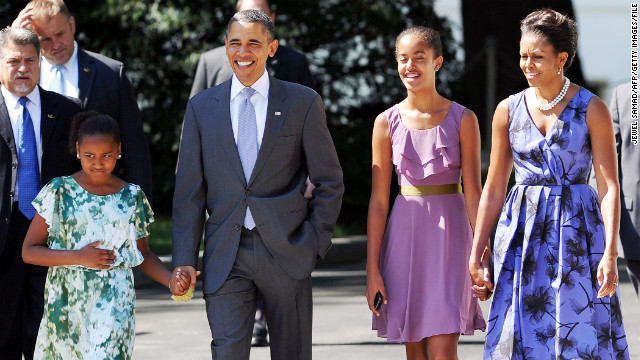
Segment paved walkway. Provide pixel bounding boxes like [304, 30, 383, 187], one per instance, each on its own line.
[133, 261, 640, 359]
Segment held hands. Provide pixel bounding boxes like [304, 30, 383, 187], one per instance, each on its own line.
[170, 266, 200, 297]
[469, 246, 493, 301]
[597, 255, 619, 298]
[12, 6, 34, 29]
[77, 240, 116, 269]
[365, 270, 387, 317]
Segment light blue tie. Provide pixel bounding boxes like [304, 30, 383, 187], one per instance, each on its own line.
[49, 65, 65, 94]
[17, 97, 40, 219]
[237, 87, 257, 229]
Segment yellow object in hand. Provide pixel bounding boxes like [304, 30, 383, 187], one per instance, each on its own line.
[171, 287, 194, 302]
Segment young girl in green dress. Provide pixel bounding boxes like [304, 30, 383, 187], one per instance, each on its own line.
[22, 111, 184, 359]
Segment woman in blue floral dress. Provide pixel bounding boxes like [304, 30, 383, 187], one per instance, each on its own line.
[22, 112, 181, 359]
[469, 9, 630, 359]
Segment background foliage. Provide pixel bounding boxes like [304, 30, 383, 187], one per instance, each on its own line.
[1, 0, 582, 234]
[1, 0, 460, 233]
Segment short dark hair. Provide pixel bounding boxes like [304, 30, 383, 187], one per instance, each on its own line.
[395, 26, 443, 59]
[226, 9, 276, 42]
[69, 111, 121, 155]
[0, 27, 40, 59]
[520, 8, 578, 69]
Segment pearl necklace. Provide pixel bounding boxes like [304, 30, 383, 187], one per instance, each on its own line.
[536, 77, 570, 111]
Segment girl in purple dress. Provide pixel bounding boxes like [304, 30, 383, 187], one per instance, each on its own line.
[367, 26, 486, 359]
[469, 9, 630, 359]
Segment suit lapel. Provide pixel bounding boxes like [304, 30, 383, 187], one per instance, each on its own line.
[249, 76, 287, 184]
[77, 49, 96, 108]
[0, 95, 16, 156]
[212, 81, 247, 184]
[39, 87, 57, 153]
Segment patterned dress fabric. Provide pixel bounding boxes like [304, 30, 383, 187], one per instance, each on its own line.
[32, 176, 153, 360]
[372, 102, 486, 343]
[484, 88, 630, 359]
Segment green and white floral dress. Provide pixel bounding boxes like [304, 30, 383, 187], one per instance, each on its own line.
[32, 176, 153, 360]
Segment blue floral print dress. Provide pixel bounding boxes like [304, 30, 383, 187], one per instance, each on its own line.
[484, 88, 630, 359]
[32, 176, 153, 360]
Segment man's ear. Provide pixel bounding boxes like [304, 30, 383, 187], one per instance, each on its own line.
[69, 16, 76, 35]
[269, 39, 279, 57]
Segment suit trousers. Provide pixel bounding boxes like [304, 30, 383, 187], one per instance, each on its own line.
[0, 206, 47, 360]
[204, 227, 312, 360]
[627, 259, 640, 302]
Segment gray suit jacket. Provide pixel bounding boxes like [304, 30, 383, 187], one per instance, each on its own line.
[589, 82, 640, 260]
[76, 49, 152, 201]
[612, 83, 640, 260]
[172, 75, 343, 294]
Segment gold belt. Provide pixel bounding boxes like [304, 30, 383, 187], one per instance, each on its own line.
[399, 183, 462, 196]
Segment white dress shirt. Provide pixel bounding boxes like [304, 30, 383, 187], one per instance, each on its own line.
[1, 85, 43, 197]
[230, 71, 270, 149]
[39, 41, 80, 98]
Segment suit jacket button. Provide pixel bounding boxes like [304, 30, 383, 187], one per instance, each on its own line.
[4, 218, 9, 224]
[235, 224, 241, 231]
[245, 190, 251, 196]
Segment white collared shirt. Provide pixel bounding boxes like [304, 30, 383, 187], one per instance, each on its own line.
[39, 41, 80, 98]
[230, 71, 270, 148]
[1, 85, 43, 196]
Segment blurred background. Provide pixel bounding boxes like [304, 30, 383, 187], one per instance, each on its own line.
[0, 0, 631, 253]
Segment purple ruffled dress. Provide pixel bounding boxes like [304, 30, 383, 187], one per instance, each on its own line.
[372, 102, 486, 343]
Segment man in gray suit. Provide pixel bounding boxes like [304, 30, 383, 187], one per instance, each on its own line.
[590, 82, 640, 301]
[191, 0, 317, 346]
[610, 82, 640, 300]
[171, 10, 343, 360]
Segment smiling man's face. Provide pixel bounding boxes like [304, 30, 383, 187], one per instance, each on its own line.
[225, 20, 278, 87]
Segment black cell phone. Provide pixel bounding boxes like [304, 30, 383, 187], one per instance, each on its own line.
[374, 291, 384, 310]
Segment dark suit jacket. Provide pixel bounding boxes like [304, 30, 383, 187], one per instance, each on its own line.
[173, 76, 343, 294]
[189, 44, 316, 99]
[0, 86, 81, 256]
[76, 49, 152, 200]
